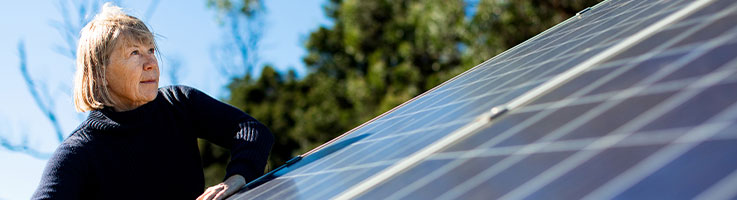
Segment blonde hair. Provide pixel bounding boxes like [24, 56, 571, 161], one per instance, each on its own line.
[73, 2, 157, 112]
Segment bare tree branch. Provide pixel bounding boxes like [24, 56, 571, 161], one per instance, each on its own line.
[0, 133, 52, 159]
[211, 0, 265, 80]
[50, 0, 101, 62]
[144, 0, 161, 21]
[18, 41, 65, 143]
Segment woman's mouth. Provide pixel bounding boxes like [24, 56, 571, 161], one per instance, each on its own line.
[140, 80, 157, 84]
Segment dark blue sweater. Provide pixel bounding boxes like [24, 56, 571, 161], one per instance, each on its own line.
[32, 85, 274, 199]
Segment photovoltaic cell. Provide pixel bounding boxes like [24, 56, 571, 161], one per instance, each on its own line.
[349, 0, 737, 199]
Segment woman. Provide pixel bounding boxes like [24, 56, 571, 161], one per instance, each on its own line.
[32, 3, 273, 200]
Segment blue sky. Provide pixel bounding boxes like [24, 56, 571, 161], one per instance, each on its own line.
[0, 0, 330, 199]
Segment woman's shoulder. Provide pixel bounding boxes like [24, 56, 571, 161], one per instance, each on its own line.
[50, 129, 95, 161]
[62, 128, 95, 148]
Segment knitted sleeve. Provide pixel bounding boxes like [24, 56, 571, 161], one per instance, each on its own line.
[32, 135, 90, 199]
[172, 85, 274, 183]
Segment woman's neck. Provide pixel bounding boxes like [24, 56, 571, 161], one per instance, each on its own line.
[112, 103, 142, 112]
[109, 94, 149, 112]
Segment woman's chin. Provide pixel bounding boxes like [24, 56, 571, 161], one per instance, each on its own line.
[140, 88, 159, 101]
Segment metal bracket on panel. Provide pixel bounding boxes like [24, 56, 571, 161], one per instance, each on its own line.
[576, 7, 592, 19]
[489, 106, 508, 120]
[475, 106, 508, 124]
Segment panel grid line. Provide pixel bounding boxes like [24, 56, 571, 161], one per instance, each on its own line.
[519, 68, 737, 114]
[429, 122, 737, 161]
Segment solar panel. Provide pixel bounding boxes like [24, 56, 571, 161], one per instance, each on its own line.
[229, 0, 737, 199]
[335, 0, 737, 199]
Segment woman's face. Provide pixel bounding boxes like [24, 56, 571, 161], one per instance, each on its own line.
[106, 35, 159, 111]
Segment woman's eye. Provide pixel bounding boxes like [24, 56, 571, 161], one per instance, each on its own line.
[148, 48, 155, 54]
[131, 50, 139, 56]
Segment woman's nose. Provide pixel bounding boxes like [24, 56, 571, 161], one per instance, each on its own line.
[143, 54, 157, 71]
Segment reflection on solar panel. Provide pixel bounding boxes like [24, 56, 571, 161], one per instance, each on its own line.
[230, 0, 737, 199]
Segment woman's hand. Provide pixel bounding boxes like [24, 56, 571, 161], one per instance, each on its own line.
[197, 174, 246, 200]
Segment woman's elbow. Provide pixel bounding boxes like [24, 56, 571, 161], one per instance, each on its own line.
[253, 121, 275, 148]
[262, 124, 275, 147]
